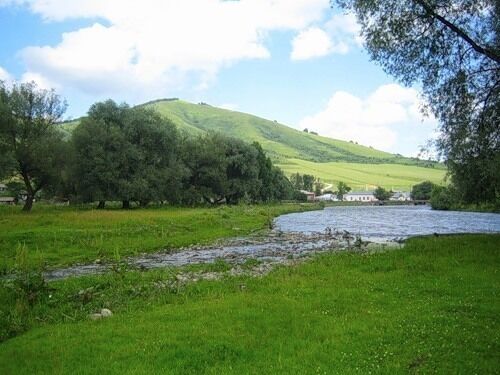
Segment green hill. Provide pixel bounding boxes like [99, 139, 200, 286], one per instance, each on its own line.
[61, 99, 446, 190]
[146, 100, 407, 163]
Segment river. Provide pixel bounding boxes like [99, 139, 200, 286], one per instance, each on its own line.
[275, 205, 500, 242]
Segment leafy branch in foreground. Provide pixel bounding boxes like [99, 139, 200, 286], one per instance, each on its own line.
[334, 0, 499, 204]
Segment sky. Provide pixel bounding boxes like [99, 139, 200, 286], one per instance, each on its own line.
[0, 0, 438, 156]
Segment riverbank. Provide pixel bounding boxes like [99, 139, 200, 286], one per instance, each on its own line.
[1, 234, 498, 373]
[0, 203, 322, 271]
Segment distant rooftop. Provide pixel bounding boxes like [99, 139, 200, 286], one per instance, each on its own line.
[346, 191, 375, 195]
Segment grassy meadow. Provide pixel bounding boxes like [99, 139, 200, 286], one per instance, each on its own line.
[0, 203, 320, 271]
[278, 159, 446, 191]
[0, 234, 498, 373]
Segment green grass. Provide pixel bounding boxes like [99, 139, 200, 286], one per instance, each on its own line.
[0, 203, 320, 270]
[0, 234, 498, 373]
[278, 159, 446, 191]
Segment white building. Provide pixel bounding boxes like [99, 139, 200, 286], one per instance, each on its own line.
[316, 193, 339, 202]
[343, 191, 378, 202]
[390, 191, 411, 201]
[0, 183, 6, 193]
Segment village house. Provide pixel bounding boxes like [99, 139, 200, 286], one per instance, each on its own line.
[316, 193, 339, 202]
[390, 191, 411, 201]
[344, 191, 378, 202]
[0, 183, 7, 193]
[300, 190, 316, 202]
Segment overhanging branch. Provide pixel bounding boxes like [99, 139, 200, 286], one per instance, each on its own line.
[414, 0, 500, 64]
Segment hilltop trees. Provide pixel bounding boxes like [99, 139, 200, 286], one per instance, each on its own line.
[334, 0, 500, 204]
[0, 81, 67, 211]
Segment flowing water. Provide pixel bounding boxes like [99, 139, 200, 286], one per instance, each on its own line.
[275, 205, 500, 242]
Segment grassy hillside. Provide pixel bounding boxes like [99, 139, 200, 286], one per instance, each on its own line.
[145, 100, 445, 190]
[60, 99, 446, 190]
[146, 100, 412, 164]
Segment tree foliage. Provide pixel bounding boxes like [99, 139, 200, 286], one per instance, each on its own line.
[0, 81, 67, 211]
[72, 101, 293, 207]
[334, 0, 500, 204]
[289, 173, 316, 192]
[336, 181, 351, 200]
[430, 185, 457, 210]
[411, 180, 436, 200]
[374, 186, 392, 201]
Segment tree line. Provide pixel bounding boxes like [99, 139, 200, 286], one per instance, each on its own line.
[0, 82, 295, 211]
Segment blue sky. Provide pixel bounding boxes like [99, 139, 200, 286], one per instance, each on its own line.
[0, 0, 437, 156]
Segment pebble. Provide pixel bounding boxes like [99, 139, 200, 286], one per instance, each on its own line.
[89, 308, 113, 320]
[100, 308, 113, 317]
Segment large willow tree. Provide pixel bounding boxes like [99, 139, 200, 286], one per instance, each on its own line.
[0, 81, 67, 211]
[334, 0, 499, 203]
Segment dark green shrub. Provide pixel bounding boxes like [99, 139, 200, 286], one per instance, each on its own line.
[430, 186, 456, 210]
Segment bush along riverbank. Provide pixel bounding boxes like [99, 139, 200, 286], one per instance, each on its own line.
[430, 186, 500, 213]
[1, 234, 499, 373]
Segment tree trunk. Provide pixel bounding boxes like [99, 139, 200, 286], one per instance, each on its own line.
[97, 200, 106, 209]
[20, 171, 36, 212]
[139, 200, 149, 208]
[22, 194, 34, 212]
[122, 200, 130, 209]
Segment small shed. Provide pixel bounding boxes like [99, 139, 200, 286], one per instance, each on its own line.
[0, 197, 16, 205]
[300, 190, 316, 202]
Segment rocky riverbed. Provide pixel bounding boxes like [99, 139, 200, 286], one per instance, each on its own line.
[45, 229, 394, 281]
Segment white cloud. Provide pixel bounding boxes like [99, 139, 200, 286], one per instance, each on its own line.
[290, 12, 362, 60]
[324, 13, 363, 47]
[0, 66, 11, 81]
[291, 27, 332, 60]
[21, 71, 58, 90]
[299, 84, 437, 152]
[12, 0, 331, 98]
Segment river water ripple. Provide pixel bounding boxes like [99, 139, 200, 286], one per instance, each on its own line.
[275, 205, 500, 241]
